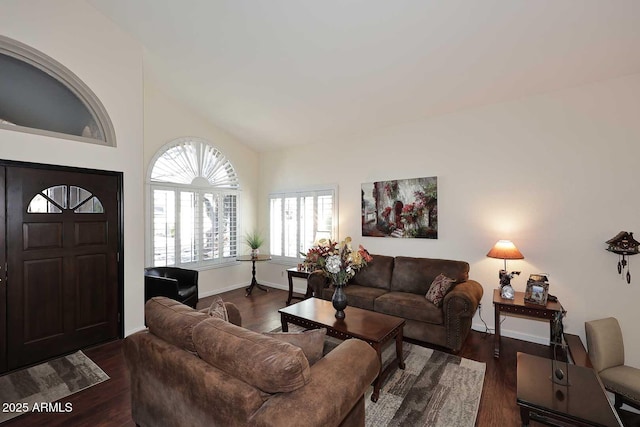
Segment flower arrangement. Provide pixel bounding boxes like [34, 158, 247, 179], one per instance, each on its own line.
[301, 237, 373, 286]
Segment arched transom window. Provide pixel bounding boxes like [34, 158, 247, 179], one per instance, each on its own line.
[0, 35, 116, 146]
[149, 137, 239, 267]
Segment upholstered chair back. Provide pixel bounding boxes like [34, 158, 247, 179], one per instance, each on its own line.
[585, 317, 625, 373]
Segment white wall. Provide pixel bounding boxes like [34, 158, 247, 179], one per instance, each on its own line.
[143, 76, 260, 296]
[1, 0, 145, 335]
[259, 73, 640, 367]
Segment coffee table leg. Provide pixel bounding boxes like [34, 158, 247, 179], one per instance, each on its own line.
[371, 327, 405, 402]
[280, 315, 289, 332]
[396, 328, 405, 370]
[519, 407, 530, 427]
[371, 343, 383, 402]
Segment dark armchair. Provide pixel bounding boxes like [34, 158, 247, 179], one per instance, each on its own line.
[144, 267, 199, 308]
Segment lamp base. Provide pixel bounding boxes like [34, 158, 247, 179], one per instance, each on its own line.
[500, 284, 515, 299]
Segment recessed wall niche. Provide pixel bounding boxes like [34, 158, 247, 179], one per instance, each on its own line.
[0, 35, 115, 146]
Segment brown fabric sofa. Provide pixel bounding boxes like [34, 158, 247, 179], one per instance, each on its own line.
[309, 255, 483, 352]
[124, 297, 380, 427]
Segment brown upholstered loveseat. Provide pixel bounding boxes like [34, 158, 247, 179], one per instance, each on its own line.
[124, 297, 380, 427]
[309, 255, 483, 352]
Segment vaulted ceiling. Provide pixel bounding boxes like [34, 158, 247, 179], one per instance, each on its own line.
[88, 0, 640, 151]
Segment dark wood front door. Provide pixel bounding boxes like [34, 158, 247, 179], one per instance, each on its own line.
[5, 166, 120, 370]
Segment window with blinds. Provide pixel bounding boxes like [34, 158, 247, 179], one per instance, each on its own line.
[269, 187, 337, 261]
[149, 138, 239, 268]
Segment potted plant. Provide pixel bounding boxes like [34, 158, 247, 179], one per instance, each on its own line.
[245, 230, 265, 258]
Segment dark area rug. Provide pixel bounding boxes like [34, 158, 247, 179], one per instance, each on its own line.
[0, 350, 109, 423]
[271, 325, 485, 426]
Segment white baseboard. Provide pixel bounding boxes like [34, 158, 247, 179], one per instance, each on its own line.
[199, 281, 307, 298]
[199, 282, 250, 298]
[125, 325, 146, 337]
[259, 280, 307, 294]
[472, 322, 549, 346]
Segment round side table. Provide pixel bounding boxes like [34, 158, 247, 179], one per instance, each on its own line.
[237, 254, 272, 296]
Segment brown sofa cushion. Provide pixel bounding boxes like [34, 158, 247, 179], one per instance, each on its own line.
[375, 292, 444, 325]
[333, 285, 388, 311]
[352, 254, 394, 290]
[264, 328, 327, 365]
[390, 257, 469, 295]
[145, 296, 208, 353]
[193, 317, 311, 394]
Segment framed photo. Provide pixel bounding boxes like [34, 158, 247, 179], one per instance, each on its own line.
[524, 280, 549, 305]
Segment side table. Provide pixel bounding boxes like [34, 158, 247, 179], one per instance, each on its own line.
[286, 267, 312, 305]
[493, 289, 564, 358]
[237, 254, 272, 296]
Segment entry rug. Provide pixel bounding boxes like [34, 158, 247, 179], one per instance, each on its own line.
[270, 325, 485, 426]
[0, 350, 110, 423]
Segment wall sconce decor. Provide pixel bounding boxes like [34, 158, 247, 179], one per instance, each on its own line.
[487, 240, 524, 299]
[606, 231, 639, 284]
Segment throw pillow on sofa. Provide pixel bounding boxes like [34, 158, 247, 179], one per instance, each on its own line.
[425, 273, 456, 307]
[264, 328, 327, 365]
[207, 296, 229, 321]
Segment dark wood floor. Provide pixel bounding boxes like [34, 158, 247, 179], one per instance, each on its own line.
[1, 286, 621, 426]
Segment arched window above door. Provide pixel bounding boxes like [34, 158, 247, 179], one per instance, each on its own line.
[0, 35, 116, 146]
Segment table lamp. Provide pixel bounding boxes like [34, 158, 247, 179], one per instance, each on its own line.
[487, 240, 524, 299]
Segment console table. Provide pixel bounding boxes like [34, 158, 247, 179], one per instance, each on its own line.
[493, 289, 564, 358]
[237, 254, 272, 296]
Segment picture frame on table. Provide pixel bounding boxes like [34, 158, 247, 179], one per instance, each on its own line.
[524, 280, 549, 305]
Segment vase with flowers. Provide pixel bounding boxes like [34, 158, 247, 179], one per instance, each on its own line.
[301, 237, 372, 318]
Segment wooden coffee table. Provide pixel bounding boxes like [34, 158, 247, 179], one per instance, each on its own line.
[279, 298, 405, 402]
[517, 352, 623, 427]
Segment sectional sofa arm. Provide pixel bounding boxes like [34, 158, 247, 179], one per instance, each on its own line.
[249, 339, 380, 427]
[443, 279, 484, 319]
[442, 280, 483, 352]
